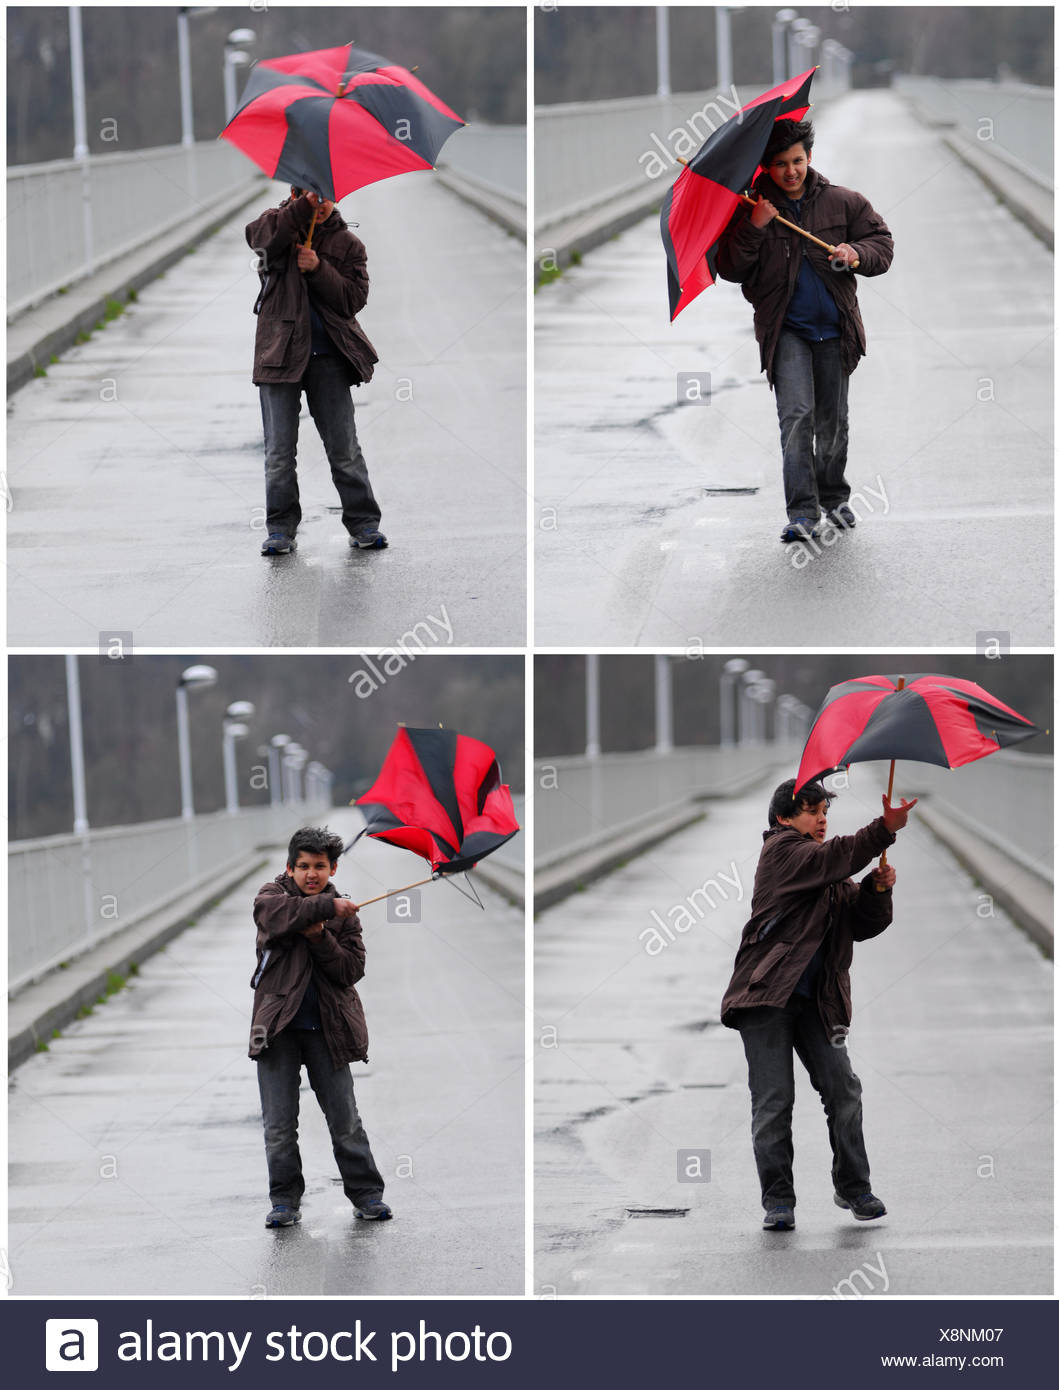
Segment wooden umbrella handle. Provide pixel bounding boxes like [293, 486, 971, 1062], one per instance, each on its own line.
[671, 160, 859, 269]
[303, 203, 321, 254]
[737, 193, 860, 269]
[875, 677, 906, 891]
[352, 874, 438, 909]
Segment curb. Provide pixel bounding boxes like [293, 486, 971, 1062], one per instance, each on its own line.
[435, 166, 527, 242]
[535, 180, 667, 281]
[916, 801, 1052, 958]
[470, 858, 525, 908]
[535, 759, 785, 913]
[940, 132, 1053, 251]
[7, 179, 268, 395]
[8, 851, 269, 1071]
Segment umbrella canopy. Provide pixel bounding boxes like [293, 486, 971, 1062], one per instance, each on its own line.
[795, 674, 1040, 792]
[353, 727, 520, 874]
[220, 43, 465, 201]
[660, 67, 814, 320]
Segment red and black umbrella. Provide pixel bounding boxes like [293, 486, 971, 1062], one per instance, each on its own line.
[794, 672, 1039, 888]
[660, 67, 814, 321]
[795, 674, 1039, 792]
[220, 43, 465, 203]
[349, 727, 520, 905]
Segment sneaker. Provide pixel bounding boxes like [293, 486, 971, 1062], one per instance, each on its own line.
[261, 533, 296, 556]
[779, 518, 818, 543]
[834, 1191, 886, 1221]
[265, 1204, 301, 1227]
[354, 1196, 393, 1221]
[762, 1204, 795, 1230]
[826, 504, 857, 530]
[350, 529, 388, 550]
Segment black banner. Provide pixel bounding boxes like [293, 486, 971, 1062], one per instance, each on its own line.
[4, 1298, 1050, 1386]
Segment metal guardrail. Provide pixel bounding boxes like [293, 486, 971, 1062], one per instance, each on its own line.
[7, 141, 264, 319]
[894, 76, 1053, 188]
[535, 73, 849, 237]
[533, 744, 801, 869]
[439, 123, 526, 207]
[8, 801, 329, 995]
[7, 122, 527, 320]
[898, 750, 1053, 885]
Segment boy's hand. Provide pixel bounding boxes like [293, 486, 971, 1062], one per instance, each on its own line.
[331, 897, 359, 918]
[302, 922, 325, 941]
[872, 864, 896, 891]
[882, 793, 918, 832]
[749, 197, 778, 229]
[297, 245, 319, 273]
[828, 242, 858, 268]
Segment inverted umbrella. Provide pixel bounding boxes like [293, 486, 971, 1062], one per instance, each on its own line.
[795, 673, 1040, 884]
[220, 42, 465, 217]
[348, 727, 520, 907]
[661, 66, 852, 321]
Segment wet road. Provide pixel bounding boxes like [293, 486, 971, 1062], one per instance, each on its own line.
[535, 778, 1051, 1295]
[534, 90, 1053, 645]
[7, 177, 525, 647]
[8, 810, 525, 1295]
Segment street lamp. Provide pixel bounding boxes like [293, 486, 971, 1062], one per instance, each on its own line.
[269, 733, 291, 806]
[720, 658, 749, 747]
[656, 5, 671, 98]
[654, 655, 673, 755]
[223, 700, 255, 814]
[284, 745, 308, 805]
[740, 668, 766, 747]
[788, 17, 812, 79]
[224, 28, 256, 121]
[772, 8, 798, 84]
[176, 665, 218, 819]
[751, 677, 777, 743]
[177, 6, 217, 146]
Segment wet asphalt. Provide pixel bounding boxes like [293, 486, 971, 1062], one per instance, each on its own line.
[535, 777, 1052, 1295]
[534, 90, 1053, 646]
[8, 810, 525, 1295]
[7, 177, 526, 647]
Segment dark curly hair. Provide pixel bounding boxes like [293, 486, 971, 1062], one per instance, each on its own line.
[768, 777, 833, 827]
[287, 826, 345, 869]
[763, 119, 815, 166]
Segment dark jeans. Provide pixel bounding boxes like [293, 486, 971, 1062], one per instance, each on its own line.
[259, 354, 382, 539]
[772, 331, 850, 522]
[737, 996, 871, 1209]
[255, 1027, 385, 1208]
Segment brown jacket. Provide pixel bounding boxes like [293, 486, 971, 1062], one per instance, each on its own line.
[245, 194, 378, 386]
[720, 817, 895, 1040]
[248, 873, 370, 1068]
[715, 167, 894, 386]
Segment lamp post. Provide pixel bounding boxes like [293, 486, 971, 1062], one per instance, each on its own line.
[224, 27, 256, 120]
[223, 700, 254, 814]
[751, 677, 776, 743]
[720, 658, 749, 747]
[716, 6, 733, 93]
[772, 8, 798, 84]
[585, 654, 601, 758]
[788, 17, 812, 78]
[176, 665, 218, 819]
[739, 668, 766, 747]
[285, 745, 307, 804]
[655, 6, 671, 98]
[654, 655, 674, 754]
[269, 734, 290, 806]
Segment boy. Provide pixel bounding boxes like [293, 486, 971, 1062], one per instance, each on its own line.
[246, 187, 386, 556]
[720, 779, 916, 1230]
[250, 826, 391, 1227]
[716, 120, 894, 543]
